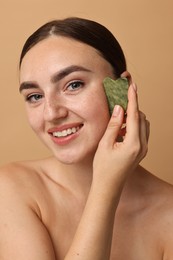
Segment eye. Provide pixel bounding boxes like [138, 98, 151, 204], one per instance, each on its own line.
[25, 93, 43, 103]
[66, 81, 84, 91]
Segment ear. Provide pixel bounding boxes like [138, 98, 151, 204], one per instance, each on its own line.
[120, 71, 132, 85]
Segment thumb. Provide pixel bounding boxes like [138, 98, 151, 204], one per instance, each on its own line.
[101, 105, 124, 147]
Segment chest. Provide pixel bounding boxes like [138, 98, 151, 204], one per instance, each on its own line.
[35, 172, 164, 260]
[40, 198, 162, 260]
[110, 214, 162, 260]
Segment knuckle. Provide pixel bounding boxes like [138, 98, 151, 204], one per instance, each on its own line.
[130, 141, 141, 158]
[133, 111, 140, 122]
[130, 140, 148, 157]
[134, 141, 148, 160]
[108, 120, 122, 129]
[108, 121, 121, 129]
[142, 144, 148, 157]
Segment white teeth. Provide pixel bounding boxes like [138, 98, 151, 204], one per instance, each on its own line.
[52, 126, 80, 137]
[67, 129, 72, 135]
[72, 127, 76, 133]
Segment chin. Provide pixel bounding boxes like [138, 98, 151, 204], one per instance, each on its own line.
[52, 150, 80, 165]
[53, 149, 95, 166]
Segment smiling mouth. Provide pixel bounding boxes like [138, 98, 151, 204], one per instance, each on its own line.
[52, 125, 83, 138]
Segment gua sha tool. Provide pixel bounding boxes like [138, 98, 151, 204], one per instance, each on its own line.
[103, 77, 129, 115]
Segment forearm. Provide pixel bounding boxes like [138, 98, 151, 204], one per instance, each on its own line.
[65, 181, 123, 260]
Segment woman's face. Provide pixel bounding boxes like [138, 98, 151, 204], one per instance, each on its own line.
[19, 36, 114, 164]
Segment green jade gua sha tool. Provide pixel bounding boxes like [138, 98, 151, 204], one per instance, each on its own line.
[103, 77, 129, 115]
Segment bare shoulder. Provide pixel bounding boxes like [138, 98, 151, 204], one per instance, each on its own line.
[139, 167, 173, 220]
[0, 160, 43, 198]
[140, 168, 173, 258]
[146, 169, 173, 210]
[151, 174, 173, 258]
[0, 159, 56, 259]
[0, 157, 56, 185]
[0, 160, 45, 222]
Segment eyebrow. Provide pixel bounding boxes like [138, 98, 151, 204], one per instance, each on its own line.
[19, 82, 39, 93]
[19, 65, 92, 93]
[51, 65, 92, 83]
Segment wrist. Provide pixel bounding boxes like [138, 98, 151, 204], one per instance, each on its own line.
[90, 176, 125, 206]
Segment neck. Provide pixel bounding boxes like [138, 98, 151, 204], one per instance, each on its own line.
[119, 165, 149, 203]
[46, 155, 94, 198]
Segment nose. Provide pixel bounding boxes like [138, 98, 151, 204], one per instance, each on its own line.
[43, 96, 68, 122]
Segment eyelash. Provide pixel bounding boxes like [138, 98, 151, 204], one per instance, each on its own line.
[25, 93, 43, 103]
[66, 80, 84, 91]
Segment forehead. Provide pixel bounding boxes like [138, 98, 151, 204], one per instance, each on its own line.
[20, 36, 113, 81]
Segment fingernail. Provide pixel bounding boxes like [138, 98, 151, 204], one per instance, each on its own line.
[113, 105, 121, 116]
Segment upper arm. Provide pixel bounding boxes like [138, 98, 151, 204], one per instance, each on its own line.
[0, 170, 56, 260]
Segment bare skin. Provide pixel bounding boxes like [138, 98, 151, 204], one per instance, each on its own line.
[1, 159, 173, 260]
[0, 36, 173, 259]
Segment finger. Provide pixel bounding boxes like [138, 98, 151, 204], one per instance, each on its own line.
[146, 120, 150, 142]
[124, 83, 140, 143]
[139, 112, 147, 144]
[118, 116, 127, 138]
[139, 112, 150, 142]
[100, 105, 124, 148]
[139, 112, 150, 158]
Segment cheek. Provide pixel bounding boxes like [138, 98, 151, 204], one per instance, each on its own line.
[92, 107, 110, 138]
[82, 89, 110, 131]
[90, 87, 110, 119]
[26, 108, 43, 133]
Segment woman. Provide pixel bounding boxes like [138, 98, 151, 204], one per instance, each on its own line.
[0, 17, 173, 260]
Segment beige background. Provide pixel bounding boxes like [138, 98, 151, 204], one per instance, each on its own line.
[0, 0, 173, 183]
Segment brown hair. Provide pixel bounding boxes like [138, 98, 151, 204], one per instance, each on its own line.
[19, 17, 126, 77]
